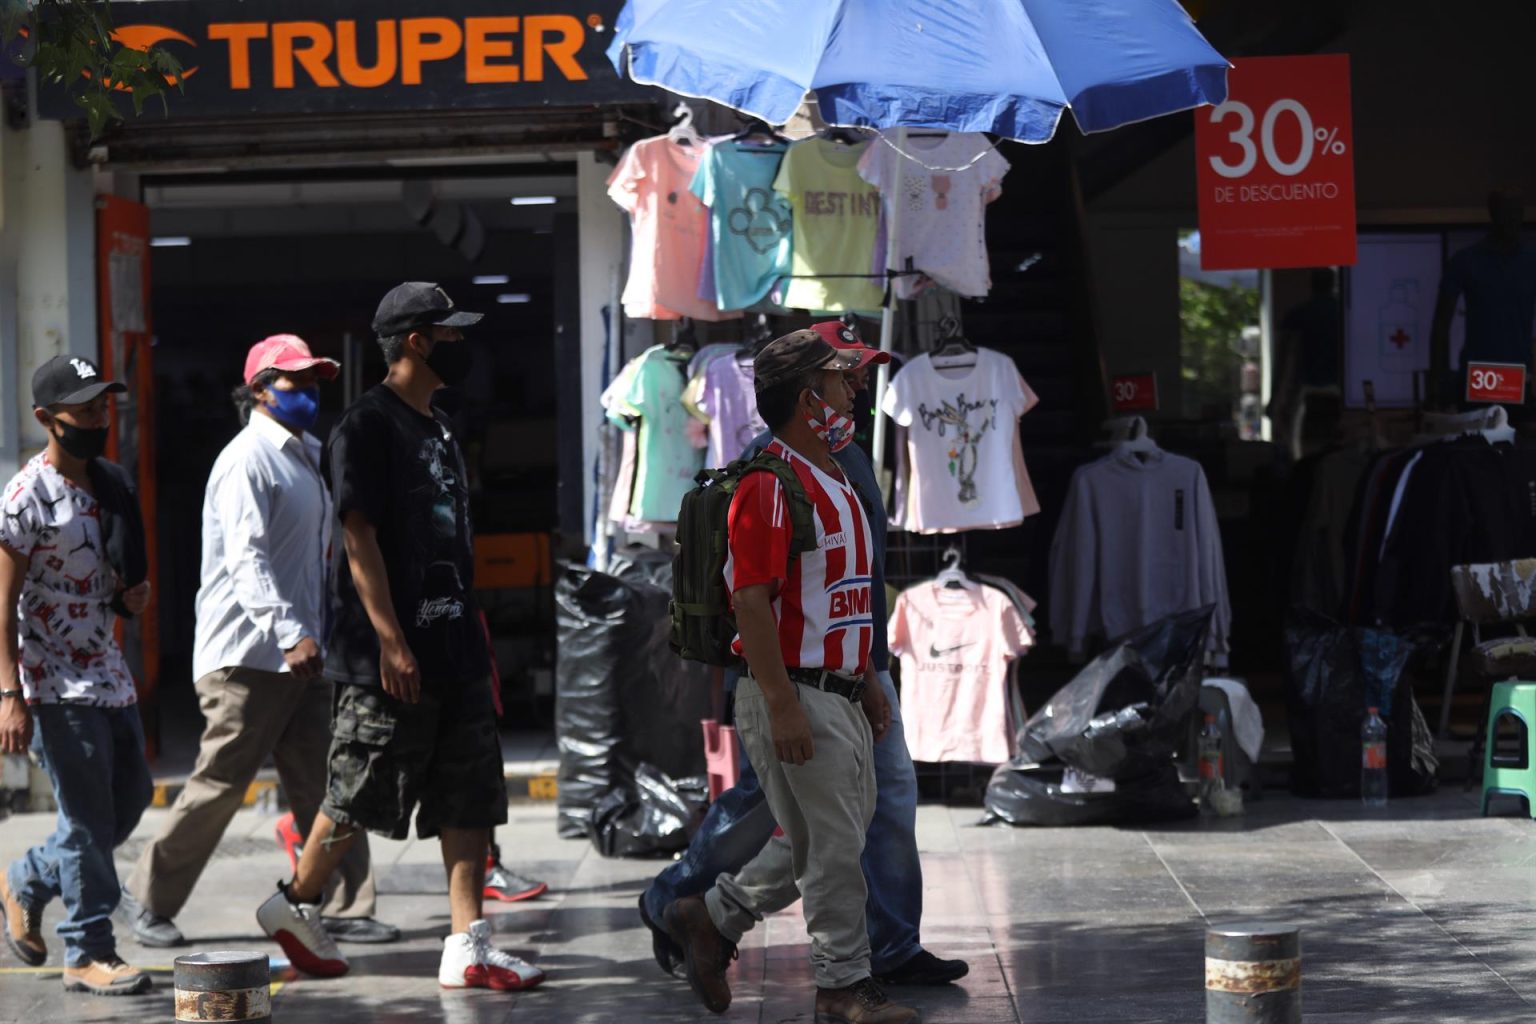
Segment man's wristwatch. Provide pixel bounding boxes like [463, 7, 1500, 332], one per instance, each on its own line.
[0, 690, 22, 700]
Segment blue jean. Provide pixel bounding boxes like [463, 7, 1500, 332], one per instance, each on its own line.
[8, 703, 154, 965]
[644, 670, 923, 973]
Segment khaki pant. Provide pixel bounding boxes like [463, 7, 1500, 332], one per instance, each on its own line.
[707, 675, 876, 989]
[126, 667, 375, 920]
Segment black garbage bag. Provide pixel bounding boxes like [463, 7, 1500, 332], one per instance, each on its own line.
[983, 608, 1212, 826]
[555, 564, 712, 842]
[588, 763, 710, 858]
[983, 763, 1196, 827]
[1016, 607, 1212, 778]
[1284, 611, 1438, 798]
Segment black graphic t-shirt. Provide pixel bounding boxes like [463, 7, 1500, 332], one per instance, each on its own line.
[323, 385, 488, 688]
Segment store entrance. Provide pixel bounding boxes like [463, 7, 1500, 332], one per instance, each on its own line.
[144, 163, 573, 765]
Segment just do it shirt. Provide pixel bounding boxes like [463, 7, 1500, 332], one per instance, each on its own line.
[889, 581, 1031, 764]
[774, 138, 885, 314]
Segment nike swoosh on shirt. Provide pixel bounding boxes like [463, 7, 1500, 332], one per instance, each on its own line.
[928, 642, 976, 658]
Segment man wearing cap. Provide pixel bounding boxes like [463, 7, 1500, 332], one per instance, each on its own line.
[0, 355, 155, 995]
[646, 324, 966, 1007]
[255, 283, 543, 991]
[663, 329, 917, 1024]
[119, 335, 398, 951]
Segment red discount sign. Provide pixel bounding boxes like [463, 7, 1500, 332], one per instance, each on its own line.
[1466, 362, 1527, 404]
[1195, 54, 1356, 270]
[1110, 372, 1158, 413]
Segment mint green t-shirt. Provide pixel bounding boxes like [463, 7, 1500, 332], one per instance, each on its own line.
[622, 346, 704, 524]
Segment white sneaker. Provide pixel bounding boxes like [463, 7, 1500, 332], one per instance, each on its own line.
[256, 883, 349, 978]
[439, 920, 545, 991]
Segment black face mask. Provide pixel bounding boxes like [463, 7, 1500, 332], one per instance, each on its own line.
[52, 420, 109, 461]
[423, 336, 473, 387]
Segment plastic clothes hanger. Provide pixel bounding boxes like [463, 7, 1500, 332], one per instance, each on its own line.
[668, 102, 702, 148]
[733, 116, 789, 147]
[929, 316, 977, 370]
[1482, 405, 1516, 444]
[1109, 416, 1159, 456]
[934, 545, 975, 590]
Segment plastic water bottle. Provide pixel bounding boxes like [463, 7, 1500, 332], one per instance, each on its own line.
[1361, 707, 1389, 808]
[1198, 713, 1225, 815]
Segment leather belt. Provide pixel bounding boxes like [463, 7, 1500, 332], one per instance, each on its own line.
[785, 666, 865, 703]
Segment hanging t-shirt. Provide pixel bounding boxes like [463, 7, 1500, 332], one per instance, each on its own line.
[619, 346, 705, 524]
[608, 136, 738, 322]
[692, 140, 793, 311]
[774, 138, 885, 313]
[324, 385, 489, 689]
[858, 133, 1009, 299]
[881, 348, 1039, 533]
[888, 581, 1031, 764]
[693, 353, 766, 468]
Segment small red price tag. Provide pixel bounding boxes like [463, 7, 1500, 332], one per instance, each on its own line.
[1111, 373, 1158, 413]
[1466, 362, 1527, 404]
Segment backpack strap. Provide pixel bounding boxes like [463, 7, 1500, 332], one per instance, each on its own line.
[742, 452, 817, 558]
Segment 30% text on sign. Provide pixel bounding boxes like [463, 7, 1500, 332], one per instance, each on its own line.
[1466, 361, 1527, 405]
[1110, 372, 1158, 413]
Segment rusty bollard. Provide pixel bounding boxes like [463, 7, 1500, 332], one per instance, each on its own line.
[174, 951, 271, 1023]
[1205, 922, 1300, 1023]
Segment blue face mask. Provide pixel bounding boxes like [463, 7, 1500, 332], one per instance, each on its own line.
[265, 386, 320, 429]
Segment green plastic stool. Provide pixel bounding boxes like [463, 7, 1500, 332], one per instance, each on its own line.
[1482, 680, 1536, 817]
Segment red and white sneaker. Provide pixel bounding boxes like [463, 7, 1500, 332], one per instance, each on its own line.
[275, 813, 304, 875]
[256, 883, 349, 978]
[439, 920, 545, 991]
[484, 844, 548, 903]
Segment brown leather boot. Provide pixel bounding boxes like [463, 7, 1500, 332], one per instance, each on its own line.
[1, 874, 45, 967]
[661, 895, 737, 1013]
[62, 956, 152, 996]
[815, 977, 921, 1024]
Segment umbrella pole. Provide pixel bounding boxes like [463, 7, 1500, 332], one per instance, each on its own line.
[870, 127, 904, 500]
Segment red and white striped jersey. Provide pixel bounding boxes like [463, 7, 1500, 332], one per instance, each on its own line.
[724, 439, 874, 677]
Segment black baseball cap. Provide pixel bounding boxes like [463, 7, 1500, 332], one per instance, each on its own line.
[753, 329, 861, 391]
[372, 282, 484, 338]
[32, 355, 126, 408]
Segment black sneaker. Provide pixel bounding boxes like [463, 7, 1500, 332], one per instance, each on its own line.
[875, 948, 969, 986]
[117, 889, 186, 948]
[637, 892, 684, 978]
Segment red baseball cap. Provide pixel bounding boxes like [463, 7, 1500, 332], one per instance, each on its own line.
[243, 334, 341, 385]
[809, 321, 891, 370]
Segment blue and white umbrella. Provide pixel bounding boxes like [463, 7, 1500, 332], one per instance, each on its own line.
[608, 0, 1229, 142]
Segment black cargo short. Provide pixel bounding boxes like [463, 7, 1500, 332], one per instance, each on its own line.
[320, 677, 508, 841]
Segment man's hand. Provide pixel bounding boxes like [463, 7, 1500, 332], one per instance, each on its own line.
[283, 637, 324, 681]
[767, 695, 815, 765]
[121, 581, 152, 617]
[380, 635, 421, 704]
[0, 698, 31, 756]
[861, 676, 892, 743]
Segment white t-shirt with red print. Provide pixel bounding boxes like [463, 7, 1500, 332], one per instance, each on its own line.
[725, 440, 874, 678]
[889, 581, 1032, 764]
[0, 454, 136, 707]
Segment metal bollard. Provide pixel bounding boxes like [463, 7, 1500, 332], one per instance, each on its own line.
[174, 951, 272, 1023]
[1205, 922, 1301, 1023]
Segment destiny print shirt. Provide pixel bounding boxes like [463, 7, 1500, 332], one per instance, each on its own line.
[774, 138, 885, 313]
[0, 453, 136, 706]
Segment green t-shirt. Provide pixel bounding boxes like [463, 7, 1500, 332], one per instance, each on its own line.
[774, 139, 885, 313]
[622, 346, 704, 524]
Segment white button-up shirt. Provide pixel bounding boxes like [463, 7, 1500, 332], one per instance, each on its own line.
[192, 411, 332, 681]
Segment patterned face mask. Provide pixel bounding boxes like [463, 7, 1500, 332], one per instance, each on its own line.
[805, 391, 855, 453]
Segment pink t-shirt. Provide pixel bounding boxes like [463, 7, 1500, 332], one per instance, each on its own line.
[608, 137, 739, 322]
[889, 582, 1031, 764]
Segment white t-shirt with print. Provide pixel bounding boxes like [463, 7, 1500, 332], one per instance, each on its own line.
[0, 454, 136, 706]
[858, 133, 1009, 299]
[881, 349, 1039, 533]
